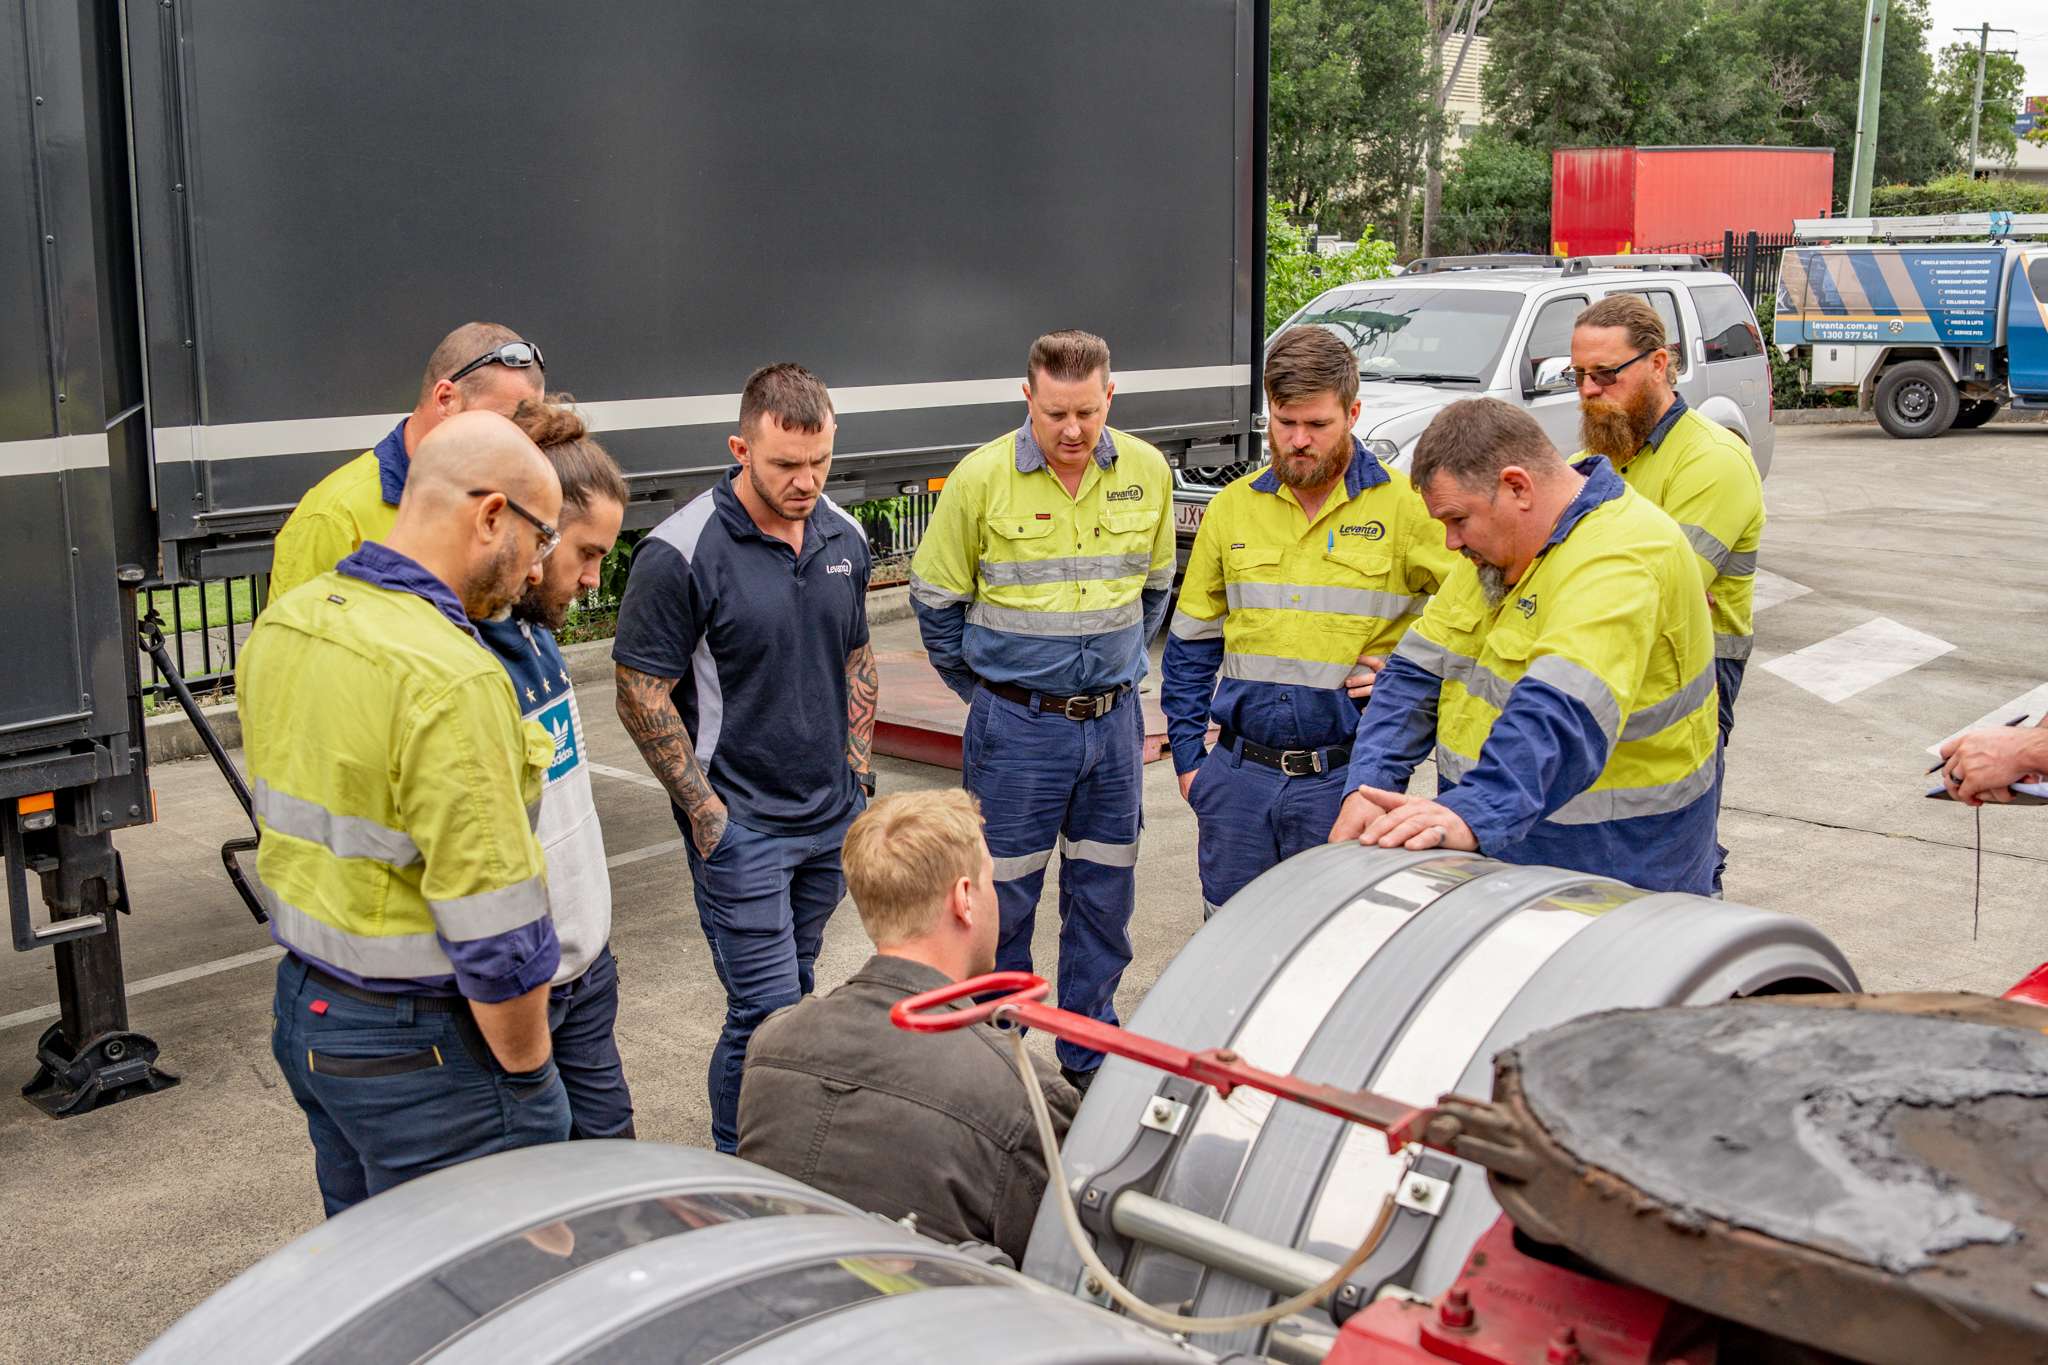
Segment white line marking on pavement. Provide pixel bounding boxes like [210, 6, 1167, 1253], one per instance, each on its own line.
[0, 835, 689, 1034]
[1759, 617, 1956, 704]
[589, 761, 666, 792]
[1750, 569, 1812, 613]
[1927, 682, 2048, 757]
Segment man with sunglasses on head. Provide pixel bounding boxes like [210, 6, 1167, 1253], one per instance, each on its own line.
[239, 411, 571, 1215]
[270, 323, 547, 599]
[1570, 294, 1763, 893]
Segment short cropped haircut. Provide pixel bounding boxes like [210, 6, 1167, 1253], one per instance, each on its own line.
[419, 321, 539, 404]
[1264, 326, 1359, 409]
[1411, 397, 1565, 492]
[737, 362, 834, 439]
[1574, 294, 1669, 356]
[841, 789, 985, 948]
[1027, 330, 1112, 387]
[512, 393, 629, 518]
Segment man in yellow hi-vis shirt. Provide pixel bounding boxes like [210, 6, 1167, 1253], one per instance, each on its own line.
[1333, 398, 1720, 894]
[239, 410, 568, 1215]
[909, 330, 1173, 1090]
[1164, 327, 1458, 918]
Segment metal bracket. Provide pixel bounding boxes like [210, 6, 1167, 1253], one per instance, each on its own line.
[1395, 1169, 1452, 1217]
[1073, 1074, 1206, 1277]
[6, 803, 105, 952]
[21, 1020, 179, 1117]
[1329, 1151, 1462, 1325]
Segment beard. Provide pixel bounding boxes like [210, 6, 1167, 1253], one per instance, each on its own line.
[466, 535, 529, 623]
[750, 464, 816, 521]
[1464, 550, 1509, 608]
[511, 581, 570, 632]
[1268, 434, 1352, 490]
[1579, 384, 1664, 463]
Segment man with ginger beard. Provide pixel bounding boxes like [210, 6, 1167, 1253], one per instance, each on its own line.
[1571, 295, 1763, 892]
[1162, 327, 1458, 918]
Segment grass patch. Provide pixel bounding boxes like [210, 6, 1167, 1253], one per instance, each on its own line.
[137, 580, 266, 628]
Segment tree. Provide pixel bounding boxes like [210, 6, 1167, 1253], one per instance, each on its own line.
[1932, 42, 2027, 169]
[1433, 130, 1552, 255]
[1266, 200, 1398, 333]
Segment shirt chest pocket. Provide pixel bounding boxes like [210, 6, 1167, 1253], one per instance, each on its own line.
[1097, 506, 1161, 555]
[981, 514, 1059, 590]
[1481, 626, 1536, 683]
[1226, 544, 1284, 582]
[519, 720, 555, 816]
[1324, 546, 1393, 591]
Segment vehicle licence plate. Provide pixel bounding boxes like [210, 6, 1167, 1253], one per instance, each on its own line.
[1174, 501, 1206, 534]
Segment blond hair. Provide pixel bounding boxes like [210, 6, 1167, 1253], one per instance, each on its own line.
[841, 789, 985, 947]
[1574, 293, 1668, 356]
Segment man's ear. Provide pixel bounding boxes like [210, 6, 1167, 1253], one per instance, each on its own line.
[947, 875, 975, 929]
[430, 379, 462, 417]
[727, 433, 748, 464]
[1500, 466, 1541, 507]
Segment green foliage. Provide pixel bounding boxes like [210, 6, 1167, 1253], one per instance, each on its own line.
[1266, 200, 1398, 332]
[597, 529, 641, 605]
[1869, 174, 2048, 216]
[1932, 43, 2026, 168]
[1432, 130, 1552, 256]
[1269, 0, 1441, 239]
[1756, 298, 1853, 410]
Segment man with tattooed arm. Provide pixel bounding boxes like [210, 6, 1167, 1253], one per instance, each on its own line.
[612, 364, 877, 1154]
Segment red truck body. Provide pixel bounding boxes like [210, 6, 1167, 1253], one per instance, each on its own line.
[1550, 146, 1835, 256]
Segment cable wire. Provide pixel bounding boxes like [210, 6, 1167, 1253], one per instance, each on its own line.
[1010, 1029, 1399, 1337]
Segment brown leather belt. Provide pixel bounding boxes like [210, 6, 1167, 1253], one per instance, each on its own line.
[982, 679, 1131, 721]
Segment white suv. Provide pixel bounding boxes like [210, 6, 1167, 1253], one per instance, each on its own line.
[1173, 255, 1775, 538]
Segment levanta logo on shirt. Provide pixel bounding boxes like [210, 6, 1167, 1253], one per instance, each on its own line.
[826, 558, 853, 576]
[1105, 484, 1145, 502]
[536, 695, 580, 782]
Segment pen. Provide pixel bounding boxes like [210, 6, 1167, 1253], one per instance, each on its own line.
[1328, 530, 1334, 553]
[1926, 714, 2030, 774]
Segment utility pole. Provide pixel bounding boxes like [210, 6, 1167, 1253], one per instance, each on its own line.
[1847, 0, 1890, 218]
[1419, 0, 1491, 258]
[1954, 23, 2019, 175]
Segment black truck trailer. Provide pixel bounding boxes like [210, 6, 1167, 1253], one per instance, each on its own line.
[2, 0, 1269, 1112]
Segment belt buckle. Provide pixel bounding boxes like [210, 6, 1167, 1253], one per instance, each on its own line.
[1280, 749, 1324, 778]
[1062, 693, 1103, 721]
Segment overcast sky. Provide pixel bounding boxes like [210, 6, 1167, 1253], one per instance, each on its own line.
[1919, 1, 2046, 110]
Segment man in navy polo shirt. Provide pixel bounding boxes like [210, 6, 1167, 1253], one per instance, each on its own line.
[613, 363, 877, 1153]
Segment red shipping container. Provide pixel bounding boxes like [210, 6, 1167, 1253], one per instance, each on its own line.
[1550, 146, 1834, 257]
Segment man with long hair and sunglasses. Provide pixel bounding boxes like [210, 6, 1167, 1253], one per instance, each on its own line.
[1569, 294, 1763, 893]
[269, 323, 548, 599]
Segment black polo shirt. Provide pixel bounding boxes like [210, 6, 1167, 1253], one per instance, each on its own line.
[613, 471, 871, 835]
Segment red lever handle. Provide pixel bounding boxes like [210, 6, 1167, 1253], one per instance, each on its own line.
[890, 971, 1051, 1032]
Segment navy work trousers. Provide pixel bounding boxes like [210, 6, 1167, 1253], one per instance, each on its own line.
[963, 685, 1142, 1075]
[1189, 739, 1351, 918]
[1712, 657, 1747, 896]
[679, 803, 856, 1154]
[549, 944, 635, 1140]
[271, 953, 570, 1218]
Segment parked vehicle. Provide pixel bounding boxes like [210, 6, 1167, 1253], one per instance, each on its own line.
[1175, 255, 1775, 537]
[1776, 213, 2048, 439]
[1550, 146, 1834, 257]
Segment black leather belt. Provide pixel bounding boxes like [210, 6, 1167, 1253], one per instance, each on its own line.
[983, 680, 1130, 721]
[1220, 728, 1351, 778]
[301, 959, 463, 1012]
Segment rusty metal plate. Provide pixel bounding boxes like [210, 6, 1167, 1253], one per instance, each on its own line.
[1486, 993, 2048, 1365]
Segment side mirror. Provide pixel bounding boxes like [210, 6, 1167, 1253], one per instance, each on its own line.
[1529, 356, 1572, 395]
[1518, 355, 1536, 397]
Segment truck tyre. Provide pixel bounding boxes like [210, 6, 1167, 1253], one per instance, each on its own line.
[1874, 361, 1958, 439]
[1952, 398, 2000, 430]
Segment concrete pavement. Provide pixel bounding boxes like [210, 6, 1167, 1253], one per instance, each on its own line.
[1, 420, 2044, 1360]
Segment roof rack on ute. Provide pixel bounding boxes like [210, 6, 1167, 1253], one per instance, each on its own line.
[1404, 254, 1561, 274]
[1559, 253, 1711, 275]
[1404, 252, 1712, 276]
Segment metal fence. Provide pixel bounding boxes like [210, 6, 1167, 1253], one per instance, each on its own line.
[139, 574, 269, 704]
[1638, 229, 1796, 310]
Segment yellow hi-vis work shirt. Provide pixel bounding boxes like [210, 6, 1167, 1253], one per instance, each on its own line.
[1612, 396, 1763, 661]
[1350, 456, 1721, 893]
[268, 421, 407, 600]
[1160, 440, 1459, 773]
[909, 424, 1175, 700]
[235, 548, 558, 1000]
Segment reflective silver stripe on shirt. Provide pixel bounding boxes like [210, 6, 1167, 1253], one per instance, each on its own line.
[1436, 743, 1475, 784]
[991, 847, 1056, 882]
[966, 600, 1143, 636]
[429, 874, 552, 941]
[1221, 652, 1357, 688]
[1060, 835, 1139, 868]
[909, 572, 973, 609]
[1393, 632, 1455, 679]
[979, 553, 1152, 587]
[1715, 631, 1754, 661]
[1224, 581, 1428, 621]
[1549, 756, 1720, 825]
[251, 778, 420, 867]
[1145, 564, 1177, 590]
[258, 882, 453, 978]
[1620, 664, 1716, 741]
[1680, 523, 1733, 573]
[1722, 548, 1758, 576]
[1170, 610, 1225, 642]
[1524, 655, 1622, 746]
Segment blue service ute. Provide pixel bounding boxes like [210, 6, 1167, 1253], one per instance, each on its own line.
[1776, 212, 2048, 438]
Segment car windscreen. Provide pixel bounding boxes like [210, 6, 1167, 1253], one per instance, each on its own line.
[1292, 287, 1521, 384]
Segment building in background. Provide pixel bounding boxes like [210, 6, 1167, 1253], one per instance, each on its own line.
[1440, 33, 1491, 153]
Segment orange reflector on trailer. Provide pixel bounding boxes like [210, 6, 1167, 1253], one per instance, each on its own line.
[926, 476, 946, 491]
[18, 792, 54, 815]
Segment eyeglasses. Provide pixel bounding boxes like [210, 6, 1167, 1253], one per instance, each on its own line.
[469, 489, 560, 563]
[1563, 348, 1658, 389]
[447, 340, 547, 385]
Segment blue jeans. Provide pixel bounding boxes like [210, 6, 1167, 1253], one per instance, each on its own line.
[963, 685, 1142, 1075]
[1189, 739, 1351, 918]
[1712, 657, 1746, 895]
[549, 944, 634, 1140]
[679, 802, 856, 1153]
[271, 954, 570, 1218]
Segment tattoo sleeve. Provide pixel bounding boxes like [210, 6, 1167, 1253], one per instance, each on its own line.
[845, 642, 878, 775]
[614, 663, 726, 853]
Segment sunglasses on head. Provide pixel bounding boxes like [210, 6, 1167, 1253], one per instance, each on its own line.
[448, 340, 546, 385]
[1563, 348, 1659, 389]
